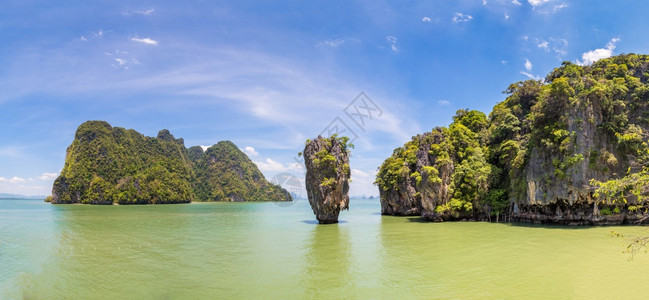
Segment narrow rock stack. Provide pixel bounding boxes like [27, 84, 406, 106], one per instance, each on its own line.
[303, 135, 351, 224]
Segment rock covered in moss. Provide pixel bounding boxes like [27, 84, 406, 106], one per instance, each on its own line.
[51, 121, 290, 204]
[376, 54, 649, 225]
[303, 135, 351, 224]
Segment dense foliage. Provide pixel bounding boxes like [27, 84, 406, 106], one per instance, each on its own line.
[376, 53, 649, 220]
[191, 141, 289, 202]
[51, 121, 290, 204]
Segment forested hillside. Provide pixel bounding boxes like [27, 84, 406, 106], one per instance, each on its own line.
[376, 54, 649, 225]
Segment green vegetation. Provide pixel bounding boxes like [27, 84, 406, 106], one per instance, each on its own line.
[190, 141, 289, 202]
[376, 54, 649, 220]
[303, 135, 352, 188]
[51, 121, 289, 204]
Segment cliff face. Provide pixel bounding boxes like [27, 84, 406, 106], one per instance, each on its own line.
[51, 121, 290, 204]
[303, 136, 351, 224]
[377, 54, 649, 225]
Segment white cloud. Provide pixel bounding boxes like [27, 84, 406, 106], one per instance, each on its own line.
[243, 146, 259, 157]
[522, 35, 528, 41]
[501, 60, 508, 65]
[123, 8, 155, 16]
[438, 100, 450, 106]
[351, 169, 370, 178]
[505, 12, 510, 20]
[131, 37, 158, 45]
[0, 176, 26, 184]
[482, 0, 488, 5]
[93, 30, 104, 37]
[524, 58, 532, 71]
[528, 0, 551, 7]
[199, 145, 210, 151]
[386, 36, 398, 52]
[115, 58, 127, 66]
[254, 158, 303, 173]
[520, 71, 541, 80]
[79, 36, 87, 42]
[452, 12, 473, 23]
[576, 38, 620, 66]
[349, 169, 378, 197]
[553, 3, 568, 12]
[512, 0, 522, 5]
[422, 17, 432, 23]
[537, 40, 549, 50]
[38, 172, 58, 180]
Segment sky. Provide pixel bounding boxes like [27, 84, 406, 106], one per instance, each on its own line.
[2, 0, 649, 197]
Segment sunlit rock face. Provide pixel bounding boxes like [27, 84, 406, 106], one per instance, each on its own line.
[303, 136, 351, 224]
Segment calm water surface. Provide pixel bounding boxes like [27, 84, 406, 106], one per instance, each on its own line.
[2, 198, 649, 299]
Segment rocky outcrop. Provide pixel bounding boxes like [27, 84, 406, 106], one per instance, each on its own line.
[303, 136, 351, 224]
[377, 129, 454, 218]
[376, 54, 649, 225]
[50, 121, 291, 204]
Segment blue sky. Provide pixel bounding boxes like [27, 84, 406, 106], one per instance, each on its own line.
[1, 0, 649, 197]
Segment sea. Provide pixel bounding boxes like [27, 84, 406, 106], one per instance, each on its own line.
[2, 198, 649, 299]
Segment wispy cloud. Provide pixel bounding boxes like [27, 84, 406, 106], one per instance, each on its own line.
[512, 0, 522, 5]
[452, 12, 473, 23]
[537, 40, 549, 50]
[520, 71, 541, 80]
[349, 168, 378, 196]
[524, 58, 532, 71]
[576, 38, 620, 66]
[438, 100, 450, 106]
[528, 0, 551, 7]
[422, 17, 431, 23]
[505, 12, 510, 20]
[0, 146, 25, 158]
[242, 146, 259, 157]
[123, 8, 155, 16]
[131, 37, 158, 45]
[553, 3, 568, 12]
[317, 39, 347, 48]
[386, 36, 398, 52]
[0, 176, 26, 184]
[38, 172, 58, 180]
[254, 158, 303, 173]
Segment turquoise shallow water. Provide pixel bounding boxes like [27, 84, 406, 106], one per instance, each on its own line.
[2, 198, 649, 299]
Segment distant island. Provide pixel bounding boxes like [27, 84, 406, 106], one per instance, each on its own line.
[0, 193, 48, 200]
[376, 54, 649, 225]
[48, 121, 290, 204]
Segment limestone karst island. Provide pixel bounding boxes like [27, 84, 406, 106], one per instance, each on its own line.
[5, 1, 649, 298]
[48, 121, 290, 204]
[377, 54, 649, 226]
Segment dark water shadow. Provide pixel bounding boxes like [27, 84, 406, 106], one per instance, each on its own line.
[500, 222, 636, 230]
[405, 217, 428, 223]
[301, 220, 348, 225]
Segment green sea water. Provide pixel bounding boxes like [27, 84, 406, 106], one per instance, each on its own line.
[2, 198, 649, 299]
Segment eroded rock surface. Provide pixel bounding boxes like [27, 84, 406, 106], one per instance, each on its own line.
[303, 136, 351, 224]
